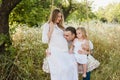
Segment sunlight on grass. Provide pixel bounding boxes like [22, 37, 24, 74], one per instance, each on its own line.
[0, 22, 120, 80]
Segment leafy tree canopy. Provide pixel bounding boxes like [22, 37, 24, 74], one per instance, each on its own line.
[10, 0, 51, 27]
[96, 3, 120, 23]
[9, 0, 96, 27]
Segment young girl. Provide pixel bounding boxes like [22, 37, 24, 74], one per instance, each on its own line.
[69, 27, 90, 78]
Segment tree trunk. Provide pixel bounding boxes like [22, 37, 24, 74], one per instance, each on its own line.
[61, 0, 76, 20]
[63, 7, 72, 20]
[0, 11, 9, 53]
[0, 0, 21, 53]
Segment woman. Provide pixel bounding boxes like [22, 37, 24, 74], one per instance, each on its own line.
[42, 9, 78, 80]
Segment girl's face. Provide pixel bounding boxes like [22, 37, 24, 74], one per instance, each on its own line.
[55, 13, 62, 23]
[76, 30, 83, 39]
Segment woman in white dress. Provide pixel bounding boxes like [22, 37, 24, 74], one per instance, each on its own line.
[42, 9, 78, 80]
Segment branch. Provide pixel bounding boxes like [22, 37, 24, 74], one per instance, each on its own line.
[62, 0, 79, 20]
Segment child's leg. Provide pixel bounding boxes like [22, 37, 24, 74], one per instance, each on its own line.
[82, 64, 87, 77]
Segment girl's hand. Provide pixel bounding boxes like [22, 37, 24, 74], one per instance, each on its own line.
[78, 50, 90, 55]
[45, 49, 51, 57]
[78, 50, 86, 54]
[78, 50, 83, 54]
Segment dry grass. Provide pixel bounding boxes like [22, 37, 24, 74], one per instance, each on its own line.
[0, 22, 120, 80]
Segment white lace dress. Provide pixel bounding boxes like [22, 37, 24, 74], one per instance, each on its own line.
[42, 23, 78, 80]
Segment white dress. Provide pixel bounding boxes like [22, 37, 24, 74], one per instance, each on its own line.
[42, 23, 78, 80]
[73, 39, 87, 64]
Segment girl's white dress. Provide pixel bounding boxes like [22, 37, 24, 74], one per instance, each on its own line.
[42, 23, 78, 80]
[73, 39, 87, 64]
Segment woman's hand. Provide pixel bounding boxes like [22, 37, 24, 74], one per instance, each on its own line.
[45, 49, 51, 57]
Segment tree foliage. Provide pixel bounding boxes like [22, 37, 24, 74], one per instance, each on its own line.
[9, 0, 96, 26]
[66, 1, 96, 23]
[0, 0, 21, 53]
[10, 0, 51, 27]
[96, 3, 120, 23]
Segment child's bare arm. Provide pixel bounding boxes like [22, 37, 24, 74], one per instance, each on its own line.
[69, 44, 74, 54]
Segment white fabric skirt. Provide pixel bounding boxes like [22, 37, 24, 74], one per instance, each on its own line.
[47, 47, 78, 80]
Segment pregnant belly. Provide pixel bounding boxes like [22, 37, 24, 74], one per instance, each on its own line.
[49, 37, 68, 52]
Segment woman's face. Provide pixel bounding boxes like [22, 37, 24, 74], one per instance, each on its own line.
[76, 30, 83, 39]
[56, 13, 62, 23]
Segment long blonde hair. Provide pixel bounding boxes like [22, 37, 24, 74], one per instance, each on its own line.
[48, 8, 64, 29]
[77, 27, 88, 39]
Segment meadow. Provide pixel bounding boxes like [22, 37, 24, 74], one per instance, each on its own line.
[0, 22, 120, 80]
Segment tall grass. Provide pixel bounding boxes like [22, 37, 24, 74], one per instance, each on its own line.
[66, 21, 120, 80]
[0, 24, 50, 80]
[0, 22, 120, 80]
[79, 22, 120, 80]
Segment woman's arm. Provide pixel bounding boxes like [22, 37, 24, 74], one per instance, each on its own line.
[47, 22, 54, 43]
[45, 48, 51, 56]
[45, 22, 54, 56]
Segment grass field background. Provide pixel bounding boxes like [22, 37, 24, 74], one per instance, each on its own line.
[0, 22, 119, 80]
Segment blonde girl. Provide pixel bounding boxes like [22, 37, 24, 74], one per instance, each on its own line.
[69, 27, 90, 78]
